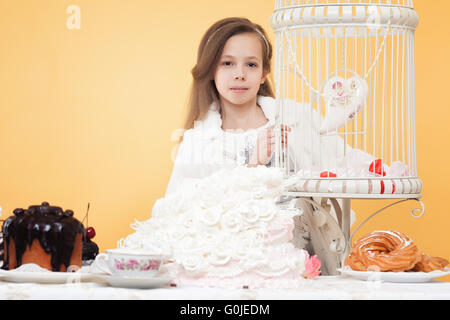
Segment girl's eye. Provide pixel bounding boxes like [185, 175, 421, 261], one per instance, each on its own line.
[221, 61, 258, 68]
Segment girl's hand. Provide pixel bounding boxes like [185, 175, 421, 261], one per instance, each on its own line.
[248, 125, 291, 166]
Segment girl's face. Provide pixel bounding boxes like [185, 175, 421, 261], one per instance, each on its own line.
[214, 32, 267, 107]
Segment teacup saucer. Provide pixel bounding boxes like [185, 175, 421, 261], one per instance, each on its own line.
[94, 274, 173, 289]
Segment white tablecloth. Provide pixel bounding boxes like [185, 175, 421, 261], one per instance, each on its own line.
[0, 275, 449, 300]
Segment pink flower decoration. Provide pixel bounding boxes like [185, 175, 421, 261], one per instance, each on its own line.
[114, 259, 124, 270]
[149, 260, 160, 270]
[142, 264, 152, 271]
[332, 81, 343, 90]
[303, 254, 321, 279]
[129, 259, 139, 266]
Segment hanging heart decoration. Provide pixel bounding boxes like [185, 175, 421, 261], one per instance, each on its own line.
[319, 76, 368, 135]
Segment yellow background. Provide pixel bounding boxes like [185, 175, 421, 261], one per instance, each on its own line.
[0, 1, 449, 279]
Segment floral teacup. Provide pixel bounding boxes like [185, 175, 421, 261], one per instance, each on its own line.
[94, 248, 166, 277]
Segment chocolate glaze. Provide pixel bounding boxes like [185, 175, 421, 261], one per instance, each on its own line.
[82, 240, 99, 261]
[1, 202, 85, 271]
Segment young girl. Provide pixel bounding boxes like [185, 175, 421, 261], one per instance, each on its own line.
[166, 17, 289, 196]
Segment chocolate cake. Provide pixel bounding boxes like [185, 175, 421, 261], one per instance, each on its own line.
[2, 202, 85, 272]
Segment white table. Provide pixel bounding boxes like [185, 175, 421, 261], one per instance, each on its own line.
[0, 275, 449, 300]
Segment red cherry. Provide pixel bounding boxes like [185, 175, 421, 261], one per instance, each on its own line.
[380, 180, 385, 194]
[86, 227, 96, 240]
[369, 159, 386, 177]
[320, 171, 337, 178]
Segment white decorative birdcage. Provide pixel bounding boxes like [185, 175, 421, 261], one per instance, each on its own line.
[271, 0, 422, 199]
[270, 0, 425, 275]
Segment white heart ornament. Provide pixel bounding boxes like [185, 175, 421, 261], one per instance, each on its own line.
[320, 76, 368, 134]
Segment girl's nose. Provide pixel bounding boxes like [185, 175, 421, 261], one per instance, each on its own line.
[234, 66, 246, 81]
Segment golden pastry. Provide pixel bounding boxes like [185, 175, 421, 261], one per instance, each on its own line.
[411, 254, 449, 272]
[345, 230, 422, 272]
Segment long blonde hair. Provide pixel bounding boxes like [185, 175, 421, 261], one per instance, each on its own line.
[183, 17, 274, 131]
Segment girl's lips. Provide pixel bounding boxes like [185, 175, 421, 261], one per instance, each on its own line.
[230, 88, 248, 93]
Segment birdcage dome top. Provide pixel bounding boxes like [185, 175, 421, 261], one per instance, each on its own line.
[274, 0, 414, 10]
[271, 0, 418, 31]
